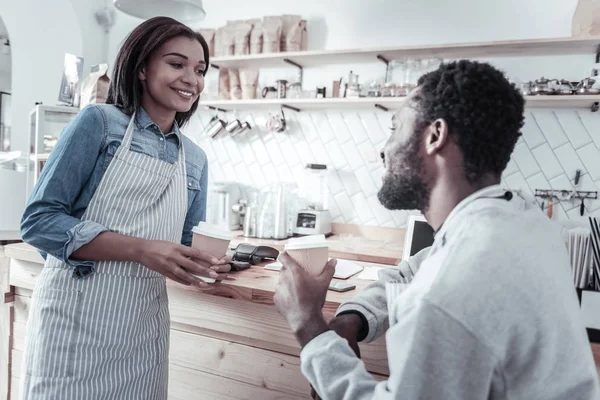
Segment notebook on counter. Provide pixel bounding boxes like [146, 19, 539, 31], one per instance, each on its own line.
[264, 259, 364, 279]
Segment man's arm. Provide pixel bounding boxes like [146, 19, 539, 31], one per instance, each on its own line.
[301, 299, 497, 400]
[334, 247, 431, 343]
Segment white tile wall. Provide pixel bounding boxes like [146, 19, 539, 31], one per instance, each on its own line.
[186, 108, 600, 228]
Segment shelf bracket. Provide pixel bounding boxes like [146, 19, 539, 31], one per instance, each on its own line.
[592, 102, 599, 112]
[283, 58, 303, 87]
[206, 105, 228, 113]
[374, 103, 389, 112]
[281, 104, 301, 113]
[377, 55, 391, 82]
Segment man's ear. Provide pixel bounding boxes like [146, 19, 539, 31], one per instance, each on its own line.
[139, 66, 147, 81]
[424, 118, 449, 156]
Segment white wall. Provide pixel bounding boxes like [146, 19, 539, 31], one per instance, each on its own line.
[2, 0, 597, 231]
[108, 0, 578, 57]
[0, 70, 9, 93]
[105, 0, 600, 228]
[0, 0, 106, 238]
[0, 0, 107, 154]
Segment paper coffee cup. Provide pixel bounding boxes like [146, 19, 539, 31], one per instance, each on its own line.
[284, 235, 329, 276]
[191, 222, 233, 260]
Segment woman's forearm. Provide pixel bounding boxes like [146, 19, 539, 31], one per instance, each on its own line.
[71, 231, 146, 263]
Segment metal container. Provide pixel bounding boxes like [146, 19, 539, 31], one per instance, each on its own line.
[205, 117, 227, 138]
[208, 182, 242, 230]
[575, 77, 600, 94]
[243, 205, 255, 237]
[276, 80, 288, 99]
[261, 86, 277, 99]
[225, 119, 243, 134]
[272, 184, 290, 240]
[254, 184, 291, 240]
[531, 77, 556, 95]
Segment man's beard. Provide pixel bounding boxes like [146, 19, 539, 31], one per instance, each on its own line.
[377, 135, 430, 212]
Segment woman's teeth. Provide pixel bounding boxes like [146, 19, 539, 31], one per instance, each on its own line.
[176, 89, 193, 97]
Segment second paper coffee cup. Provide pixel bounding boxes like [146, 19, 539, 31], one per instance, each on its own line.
[284, 234, 329, 276]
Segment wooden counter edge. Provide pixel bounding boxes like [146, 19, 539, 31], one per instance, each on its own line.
[4, 242, 387, 311]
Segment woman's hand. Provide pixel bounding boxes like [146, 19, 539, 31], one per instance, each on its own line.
[138, 240, 230, 287]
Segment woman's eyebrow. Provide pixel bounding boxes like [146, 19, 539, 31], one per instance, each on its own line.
[162, 52, 206, 65]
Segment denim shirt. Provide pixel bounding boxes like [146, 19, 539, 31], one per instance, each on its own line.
[20, 104, 208, 270]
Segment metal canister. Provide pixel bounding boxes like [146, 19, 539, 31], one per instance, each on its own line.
[276, 80, 288, 99]
[243, 205, 255, 237]
[205, 118, 226, 138]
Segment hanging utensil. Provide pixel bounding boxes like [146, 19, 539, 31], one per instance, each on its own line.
[588, 217, 600, 290]
[547, 197, 553, 219]
[204, 110, 227, 139]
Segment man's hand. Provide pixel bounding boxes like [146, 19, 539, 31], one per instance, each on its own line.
[274, 252, 337, 347]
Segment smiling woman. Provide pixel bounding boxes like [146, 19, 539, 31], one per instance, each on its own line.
[18, 17, 226, 400]
[107, 16, 209, 131]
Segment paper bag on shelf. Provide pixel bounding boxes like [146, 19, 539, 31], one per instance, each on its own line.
[234, 22, 253, 56]
[240, 69, 259, 99]
[573, 0, 600, 37]
[281, 15, 302, 52]
[229, 68, 242, 100]
[250, 20, 264, 54]
[263, 16, 283, 53]
[301, 19, 308, 51]
[196, 28, 215, 57]
[218, 67, 231, 100]
[80, 64, 110, 109]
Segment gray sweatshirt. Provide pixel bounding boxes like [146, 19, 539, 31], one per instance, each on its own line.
[301, 185, 600, 400]
[336, 246, 430, 343]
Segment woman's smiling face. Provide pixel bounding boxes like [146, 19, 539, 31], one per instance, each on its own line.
[139, 35, 206, 114]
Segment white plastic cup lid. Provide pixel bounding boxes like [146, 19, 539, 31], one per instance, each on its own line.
[192, 222, 233, 241]
[284, 234, 329, 251]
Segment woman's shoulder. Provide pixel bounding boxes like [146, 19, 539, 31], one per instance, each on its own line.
[182, 136, 207, 171]
[89, 104, 130, 126]
[76, 104, 130, 132]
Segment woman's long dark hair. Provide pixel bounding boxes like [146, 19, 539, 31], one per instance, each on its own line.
[106, 16, 209, 128]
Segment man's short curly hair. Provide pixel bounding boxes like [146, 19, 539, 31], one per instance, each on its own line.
[412, 60, 525, 184]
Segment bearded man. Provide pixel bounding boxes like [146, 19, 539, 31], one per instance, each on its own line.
[274, 60, 600, 400]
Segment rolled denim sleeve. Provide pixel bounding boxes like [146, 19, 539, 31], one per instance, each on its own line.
[181, 157, 208, 246]
[20, 105, 109, 269]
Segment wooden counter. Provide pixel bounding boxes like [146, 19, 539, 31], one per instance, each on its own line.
[3, 242, 391, 400]
[229, 222, 405, 266]
[3, 240, 600, 399]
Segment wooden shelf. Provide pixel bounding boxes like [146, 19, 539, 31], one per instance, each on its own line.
[202, 95, 600, 112]
[210, 36, 600, 69]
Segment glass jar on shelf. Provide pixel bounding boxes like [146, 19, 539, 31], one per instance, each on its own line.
[389, 60, 407, 87]
[381, 82, 396, 97]
[405, 59, 420, 91]
[367, 80, 382, 97]
[288, 82, 302, 99]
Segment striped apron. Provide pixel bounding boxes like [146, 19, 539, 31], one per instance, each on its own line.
[20, 113, 187, 399]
